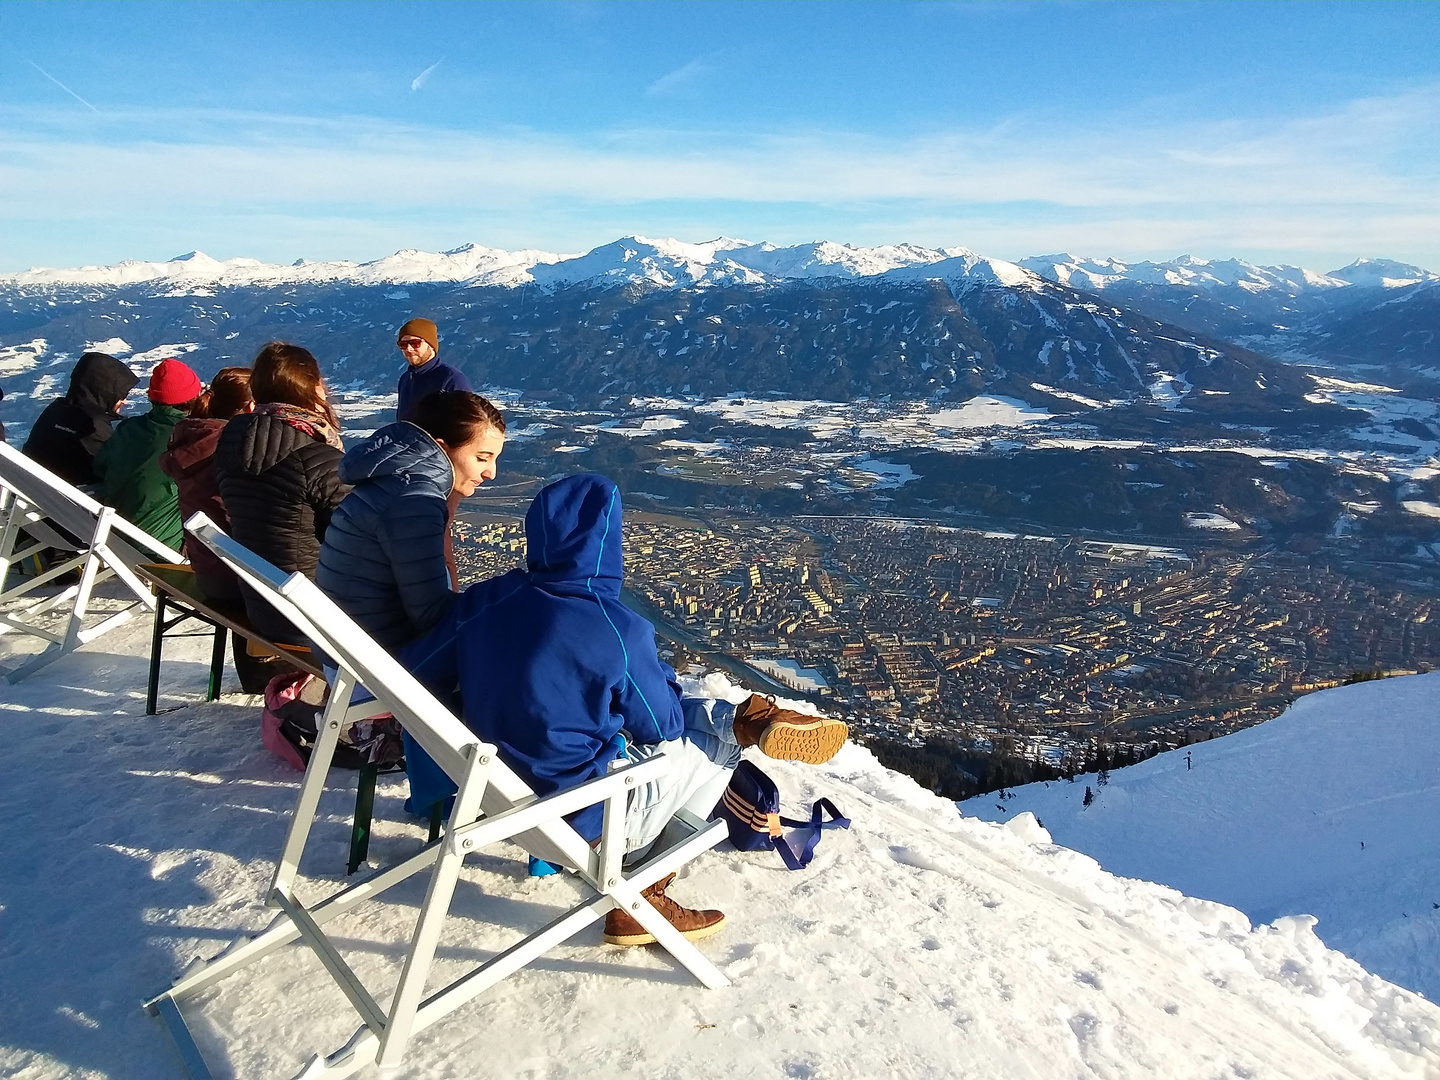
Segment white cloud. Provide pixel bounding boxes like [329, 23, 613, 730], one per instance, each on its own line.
[645, 58, 711, 97]
[410, 58, 443, 92]
[0, 82, 1437, 270]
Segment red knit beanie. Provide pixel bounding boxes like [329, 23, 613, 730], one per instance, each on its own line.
[148, 358, 203, 406]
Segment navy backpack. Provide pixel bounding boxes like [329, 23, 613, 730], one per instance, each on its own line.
[712, 760, 850, 870]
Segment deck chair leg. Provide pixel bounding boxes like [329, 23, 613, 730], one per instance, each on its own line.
[207, 623, 227, 701]
[269, 668, 356, 901]
[4, 516, 109, 683]
[348, 761, 378, 875]
[147, 592, 167, 716]
[0, 488, 19, 594]
[64, 509, 112, 655]
[376, 744, 492, 1069]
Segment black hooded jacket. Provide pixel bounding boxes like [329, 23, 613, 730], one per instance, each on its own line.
[214, 410, 349, 643]
[23, 352, 139, 485]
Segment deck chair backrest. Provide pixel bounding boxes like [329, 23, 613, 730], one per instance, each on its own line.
[1, 441, 184, 681]
[154, 514, 732, 1078]
[0, 441, 184, 562]
[184, 512, 591, 870]
[185, 512, 475, 780]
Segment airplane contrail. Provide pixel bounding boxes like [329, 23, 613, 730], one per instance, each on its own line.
[410, 58, 443, 91]
[28, 59, 101, 113]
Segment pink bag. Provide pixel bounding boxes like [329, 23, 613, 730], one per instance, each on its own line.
[260, 671, 406, 772]
[261, 671, 313, 771]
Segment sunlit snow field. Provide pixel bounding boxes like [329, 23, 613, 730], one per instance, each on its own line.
[1, 611, 1437, 1078]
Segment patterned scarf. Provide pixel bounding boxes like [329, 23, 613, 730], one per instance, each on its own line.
[254, 401, 343, 450]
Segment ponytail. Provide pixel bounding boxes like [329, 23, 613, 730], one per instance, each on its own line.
[190, 367, 254, 420]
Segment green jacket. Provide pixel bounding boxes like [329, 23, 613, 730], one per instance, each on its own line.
[94, 404, 188, 550]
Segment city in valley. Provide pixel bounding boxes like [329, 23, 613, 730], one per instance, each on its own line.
[449, 401, 1439, 799]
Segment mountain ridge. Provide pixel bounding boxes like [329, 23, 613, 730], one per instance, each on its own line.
[5, 237, 1431, 295]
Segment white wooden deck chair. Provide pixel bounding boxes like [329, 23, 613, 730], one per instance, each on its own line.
[146, 512, 730, 1079]
[0, 440, 185, 682]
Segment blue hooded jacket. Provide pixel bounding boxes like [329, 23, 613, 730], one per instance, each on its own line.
[401, 473, 685, 839]
[316, 422, 455, 654]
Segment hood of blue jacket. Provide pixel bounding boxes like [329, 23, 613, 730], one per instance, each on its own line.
[525, 473, 624, 597]
[338, 421, 453, 491]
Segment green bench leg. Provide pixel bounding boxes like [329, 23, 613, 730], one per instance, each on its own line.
[146, 592, 167, 716]
[207, 624, 227, 701]
[348, 764, 445, 875]
[348, 761, 379, 875]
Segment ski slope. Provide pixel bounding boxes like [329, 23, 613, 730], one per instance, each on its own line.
[1, 615, 1437, 1078]
[961, 673, 1440, 1006]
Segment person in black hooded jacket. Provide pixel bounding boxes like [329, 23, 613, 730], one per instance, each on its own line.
[23, 351, 139, 485]
[317, 391, 505, 654]
[214, 343, 349, 645]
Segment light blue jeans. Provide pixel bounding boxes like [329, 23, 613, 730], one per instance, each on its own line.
[622, 698, 741, 853]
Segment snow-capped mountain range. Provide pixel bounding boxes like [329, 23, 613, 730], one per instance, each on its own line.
[4, 236, 1431, 296]
[1018, 254, 1438, 295]
[0, 236, 1034, 292]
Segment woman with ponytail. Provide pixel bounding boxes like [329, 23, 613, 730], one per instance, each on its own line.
[159, 367, 281, 691]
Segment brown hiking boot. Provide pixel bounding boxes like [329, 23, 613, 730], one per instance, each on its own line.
[603, 873, 726, 947]
[732, 694, 849, 764]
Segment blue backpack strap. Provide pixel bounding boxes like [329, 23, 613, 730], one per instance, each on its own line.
[771, 798, 851, 870]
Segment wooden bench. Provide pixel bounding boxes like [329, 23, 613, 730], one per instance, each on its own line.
[136, 561, 398, 876]
[134, 562, 322, 714]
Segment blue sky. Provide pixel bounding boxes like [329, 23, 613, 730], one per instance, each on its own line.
[2, 0, 1438, 273]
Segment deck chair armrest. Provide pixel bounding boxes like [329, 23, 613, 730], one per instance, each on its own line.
[449, 755, 671, 856]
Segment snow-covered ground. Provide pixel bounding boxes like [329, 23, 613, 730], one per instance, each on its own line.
[960, 673, 1440, 1007]
[2, 605, 1439, 1078]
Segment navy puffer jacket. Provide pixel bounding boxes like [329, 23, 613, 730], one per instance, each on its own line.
[316, 422, 455, 654]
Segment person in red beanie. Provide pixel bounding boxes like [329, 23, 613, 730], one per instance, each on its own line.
[94, 357, 204, 548]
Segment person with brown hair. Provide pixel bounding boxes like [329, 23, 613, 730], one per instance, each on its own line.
[214, 342, 350, 645]
[317, 390, 505, 653]
[159, 367, 255, 600]
[158, 367, 277, 691]
[93, 357, 204, 549]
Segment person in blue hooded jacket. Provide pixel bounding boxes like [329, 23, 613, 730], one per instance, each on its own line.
[401, 472, 849, 946]
[317, 391, 505, 653]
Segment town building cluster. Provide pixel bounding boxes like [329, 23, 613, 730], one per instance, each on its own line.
[453, 511, 1438, 768]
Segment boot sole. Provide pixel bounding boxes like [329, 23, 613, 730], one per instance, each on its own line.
[603, 913, 727, 947]
[757, 718, 849, 764]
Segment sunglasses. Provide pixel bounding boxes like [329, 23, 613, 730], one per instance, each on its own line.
[399, 338, 428, 349]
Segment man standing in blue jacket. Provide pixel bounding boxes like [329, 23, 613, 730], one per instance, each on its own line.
[395, 318, 474, 584]
[402, 473, 849, 945]
[396, 318, 472, 424]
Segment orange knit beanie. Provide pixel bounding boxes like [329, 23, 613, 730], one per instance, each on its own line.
[397, 318, 438, 354]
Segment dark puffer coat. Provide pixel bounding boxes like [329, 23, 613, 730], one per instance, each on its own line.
[23, 352, 139, 485]
[159, 417, 237, 598]
[214, 410, 349, 643]
[93, 403, 188, 550]
[316, 422, 456, 654]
